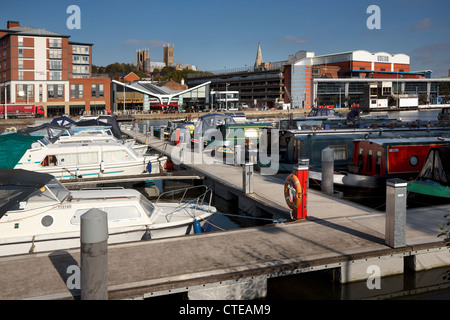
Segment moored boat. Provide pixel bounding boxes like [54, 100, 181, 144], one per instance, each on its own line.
[0, 169, 216, 257]
[0, 133, 167, 179]
[407, 146, 450, 205]
[336, 136, 450, 194]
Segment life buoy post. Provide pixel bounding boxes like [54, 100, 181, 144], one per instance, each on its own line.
[284, 164, 308, 220]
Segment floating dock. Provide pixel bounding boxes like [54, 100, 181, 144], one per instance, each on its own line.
[1, 126, 450, 300]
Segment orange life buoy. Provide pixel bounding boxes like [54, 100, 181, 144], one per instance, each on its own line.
[284, 173, 302, 210]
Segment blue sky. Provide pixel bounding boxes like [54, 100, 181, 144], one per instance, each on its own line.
[1, 0, 450, 76]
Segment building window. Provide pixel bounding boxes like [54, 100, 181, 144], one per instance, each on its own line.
[49, 49, 62, 59]
[71, 84, 84, 99]
[49, 60, 62, 70]
[18, 48, 23, 58]
[49, 71, 62, 81]
[18, 60, 23, 69]
[48, 85, 55, 99]
[58, 84, 64, 98]
[18, 71, 24, 80]
[91, 84, 96, 97]
[73, 46, 89, 55]
[48, 84, 64, 99]
[17, 84, 25, 99]
[99, 84, 104, 98]
[49, 38, 62, 48]
[18, 37, 23, 47]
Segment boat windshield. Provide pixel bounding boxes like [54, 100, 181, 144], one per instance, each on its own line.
[39, 138, 51, 146]
[45, 178, 71, 202]
[138, 194, 155, 217]
[24, 179, 70, 210]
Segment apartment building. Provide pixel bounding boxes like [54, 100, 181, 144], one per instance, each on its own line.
[0, 21, 110, 117]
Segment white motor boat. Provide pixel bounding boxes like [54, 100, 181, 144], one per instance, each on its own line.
[0, 169, 216, 257]
[20, 123, 150, 156]
[5, 133, 167, 179]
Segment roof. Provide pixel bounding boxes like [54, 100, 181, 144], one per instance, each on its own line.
[69, 41, 94, 46]
[112, 80, 211, 102]
[0, 26, 70, 38]
[357, 137, 450, 145]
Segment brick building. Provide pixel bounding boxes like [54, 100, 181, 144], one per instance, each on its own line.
[188, 46, 431, 110]
[0, 21, 110, 117]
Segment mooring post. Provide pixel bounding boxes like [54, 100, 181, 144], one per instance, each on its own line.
[150, 126, 154, 137]
[197, 137, 204, 153]
[80, 208, 108, 300]
[385, 178, 407, 248]
[184, 129, 191, 148]
[180, 142, 187, 163]
[292, 163, 308, 220]
[321, 147, 334, 196]
[159, 127, 164, 140]
[234, 144, 243, 166]
[298, 158, 310, 188]
[243, 162, 254, 194]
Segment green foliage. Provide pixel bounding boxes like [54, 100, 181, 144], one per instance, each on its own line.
[92, 63, 206, 83]
[92, 63, 146, 78]
[438, 214, 450, 250]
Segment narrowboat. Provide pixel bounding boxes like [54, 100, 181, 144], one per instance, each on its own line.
[275, 127, 450, 173]
[342, 136, 450, 191]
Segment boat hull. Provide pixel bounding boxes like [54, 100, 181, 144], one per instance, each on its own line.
[0, 217, 211, 257]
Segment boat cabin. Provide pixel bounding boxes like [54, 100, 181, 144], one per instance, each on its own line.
[437, 107, 450, 121]
[349, 137, 450, 179]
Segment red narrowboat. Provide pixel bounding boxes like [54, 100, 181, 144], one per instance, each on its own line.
[344, 136, 450, 190]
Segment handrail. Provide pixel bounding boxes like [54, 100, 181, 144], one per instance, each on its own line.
[155, 185, 214, 222]
[156, 184, 212, 206]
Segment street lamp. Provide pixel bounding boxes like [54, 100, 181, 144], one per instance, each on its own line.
[226, 83, 229, 111]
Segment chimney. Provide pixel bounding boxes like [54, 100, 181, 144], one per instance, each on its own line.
[7, 21, 20, 29]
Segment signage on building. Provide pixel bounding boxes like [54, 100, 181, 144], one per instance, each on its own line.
[377, 55, 389, 62]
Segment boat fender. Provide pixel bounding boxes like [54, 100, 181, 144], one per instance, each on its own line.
[193, 219, 202, 234]
[100, 160, 105, 173]
[147, 161, 152, 173]
[141, 226, 152, 241]
[284, 173, 302, 210]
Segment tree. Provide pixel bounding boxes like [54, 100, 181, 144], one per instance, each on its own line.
[439, 214, 450, 249]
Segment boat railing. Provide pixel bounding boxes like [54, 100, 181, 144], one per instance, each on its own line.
[155, 185, 214, 221]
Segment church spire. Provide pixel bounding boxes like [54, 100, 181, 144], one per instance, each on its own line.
[254, 42, 263, 68]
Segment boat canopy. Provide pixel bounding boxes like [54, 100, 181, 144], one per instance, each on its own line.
[194, 113, 236, 136]
[0, 169, 55, 218]
[18, 123, 70, 141]
[417, 146, 450, 187]
[0, 133, 44, 169]
[51, 116, 76, 127]
[75, 116, 122, 139]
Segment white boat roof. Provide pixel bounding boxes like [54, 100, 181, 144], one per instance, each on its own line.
[70, 188, 143, 200]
